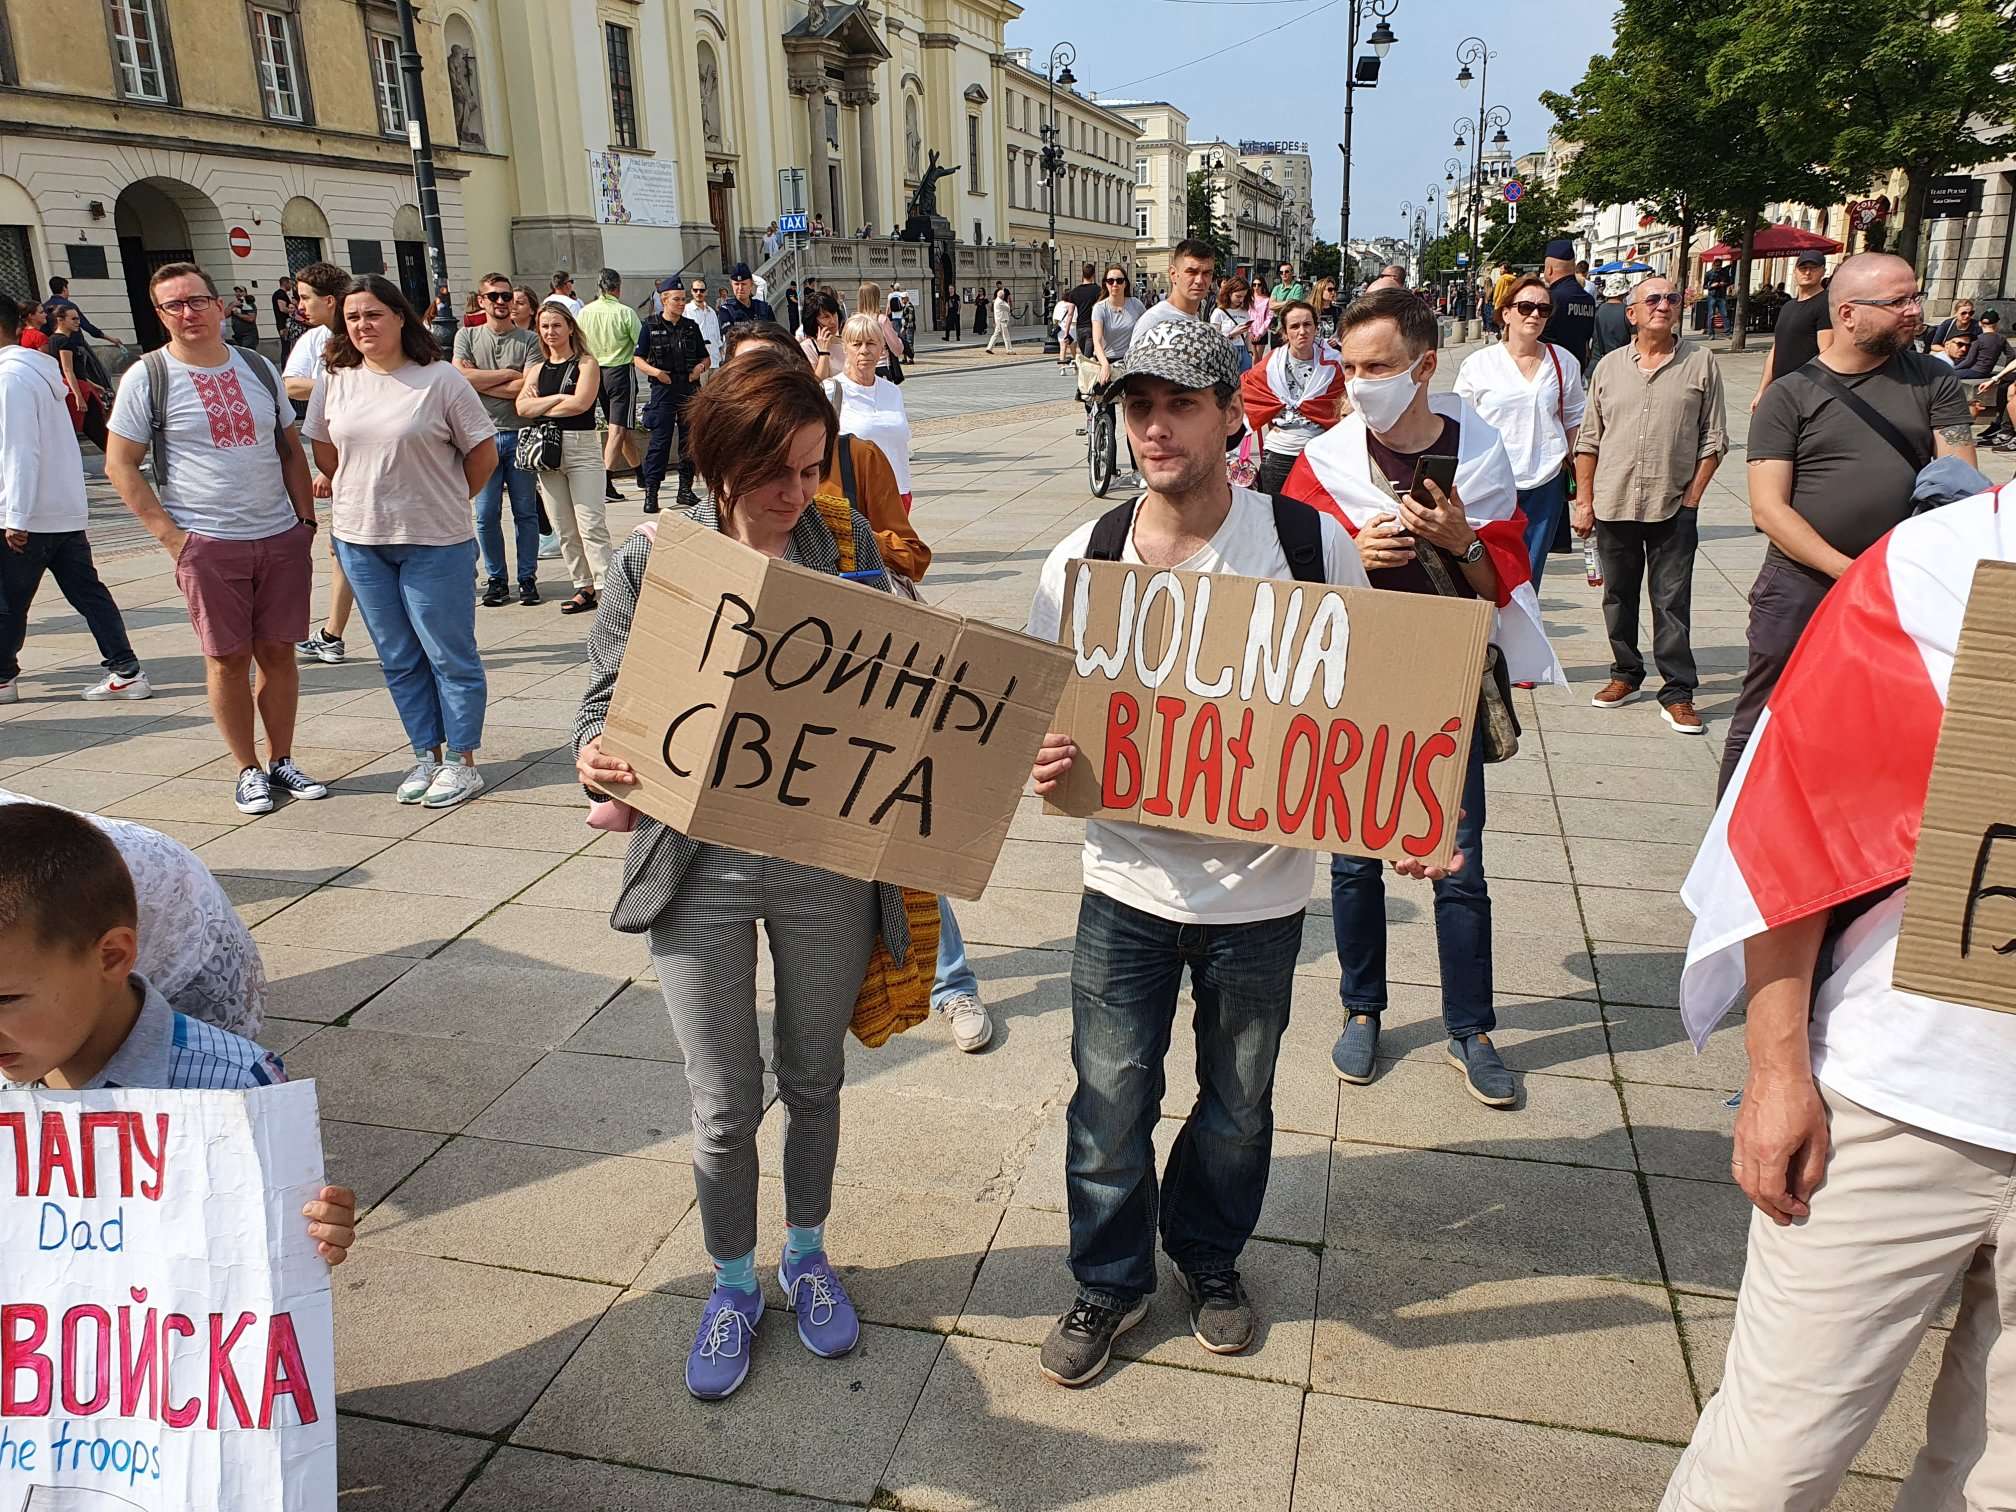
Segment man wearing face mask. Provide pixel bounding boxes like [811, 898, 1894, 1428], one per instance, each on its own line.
[1283, 288, 1563, 1107]
[1573, 276, 1728, 736]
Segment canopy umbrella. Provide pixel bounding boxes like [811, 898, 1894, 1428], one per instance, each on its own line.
[1593, 260, 1653, 274]
[1700, 223, 1843, 261]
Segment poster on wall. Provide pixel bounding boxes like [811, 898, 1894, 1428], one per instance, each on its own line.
[588, 151, 681, 228]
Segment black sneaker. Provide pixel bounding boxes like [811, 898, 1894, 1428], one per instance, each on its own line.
[1181, 1269, 1255, 1355]
[604, 477, 623, 503]
[519, 581, 542, 607]
[233, 766, 274, 816]
[480, 576, 509, 608]
[1038, 1296, 1147, 1388]
[676, 489, 701, 509]
[267, 756, 329, 801]
[641, 493, 660, 514]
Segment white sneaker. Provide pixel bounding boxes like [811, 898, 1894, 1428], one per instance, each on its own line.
[421, 762, 484, 808]
[538, 533, 562, 559]
[938, 993, 993, 1052]
[82, 670, 152, 701]
[396, 757, 440, 804]
[0, 680, 16, 704]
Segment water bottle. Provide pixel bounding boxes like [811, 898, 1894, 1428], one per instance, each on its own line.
[1583, 533, 1603, 587]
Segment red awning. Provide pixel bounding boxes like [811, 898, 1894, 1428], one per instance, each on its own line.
[1700, 223, 1844, 261]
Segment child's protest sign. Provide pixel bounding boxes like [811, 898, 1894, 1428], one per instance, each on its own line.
[0, 1081, 335, 1511]
[1044, 559, 1492, 869]
[601, 516, 1074, 900]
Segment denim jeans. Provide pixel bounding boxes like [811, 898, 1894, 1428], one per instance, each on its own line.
[1330, 732, 1492, 1038]
[931, 897, 979, 1008]
[334, 538, 486, 755]
[1516, 471, 1569, 589]
[0, 530, 139, 683]
[1066, 890, 1304, 1307]
[473, 433, 542, 588]
[1706, 292, 1729, 332]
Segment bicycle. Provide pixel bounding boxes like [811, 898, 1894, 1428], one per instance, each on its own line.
[1080, 380, 1119, 498]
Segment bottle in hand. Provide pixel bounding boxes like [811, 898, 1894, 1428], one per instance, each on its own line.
[1583, 533, 1604, 587]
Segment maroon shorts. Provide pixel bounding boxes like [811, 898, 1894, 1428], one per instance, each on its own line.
[173, 524, 314, 658]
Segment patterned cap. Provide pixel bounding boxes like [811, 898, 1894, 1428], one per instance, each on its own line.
[1103, 313, 1238, 404]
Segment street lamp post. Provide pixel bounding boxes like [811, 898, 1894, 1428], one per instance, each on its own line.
[394, 0, 455, 352]
[1338, 0, 1398, 264]
[1039, 42, 1077, 355]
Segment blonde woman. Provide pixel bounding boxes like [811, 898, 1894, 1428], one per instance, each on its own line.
[515, 302, 611, 614]
[854, 280, 905, 376]
[1312, 277, 1341, 345]
[831, 312, 915, 507]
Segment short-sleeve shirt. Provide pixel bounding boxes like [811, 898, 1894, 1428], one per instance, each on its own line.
[282, 322, 331, 385]
[636, 313, 709, 397]
[1540, 275, 1598, 365]
[1092, 297, 1148, 362]
[302, 360, 496, 546]
[577, 295, 642, 368]
[107, 348, 299, 540]
[1747, 349, 1971, 571]
[0, 975, 285, 1093]
[1769, 291, 1832, 376]
[1069, 283, 1102, 345]
[1129, 299, 1196, 350]
[453, 322, 539, 429]
[1576, 338, 1728, 524]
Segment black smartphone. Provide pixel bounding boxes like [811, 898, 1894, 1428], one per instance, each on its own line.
[1408, 453, 1459, 506]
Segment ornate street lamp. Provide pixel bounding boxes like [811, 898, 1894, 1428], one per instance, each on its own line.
[1339, 0, 1399, 257]
[1040, 42, 1076, 353]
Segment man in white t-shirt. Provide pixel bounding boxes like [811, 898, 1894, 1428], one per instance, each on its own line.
[1130, 238, 1217, 349]
[281, 260, 355, 663]
[1024, 316, 1451, 1389]
[684, 277, 723, 366]
[103, 263, 328, 818]
[542, 270, 584, 318]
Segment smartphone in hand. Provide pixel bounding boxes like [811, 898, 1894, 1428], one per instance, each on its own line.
[1408, 453, 1459, 506]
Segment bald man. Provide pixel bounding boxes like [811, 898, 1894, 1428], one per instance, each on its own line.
[1719, 252, 1973, 792]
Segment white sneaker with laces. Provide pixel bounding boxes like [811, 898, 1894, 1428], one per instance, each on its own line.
[938, 993, 993, 1052]
[396, 758, 440, 804]
[82, 670, 152, 701]
[421, 762, 484, 808]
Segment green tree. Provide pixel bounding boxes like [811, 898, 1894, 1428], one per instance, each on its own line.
[1184, 170, 1237, 270]
[1419, 229, 1475, 281]
[1478, 182, 1578, 268]
[1715, 0, 2016, 266]
[1303, 240, 1342, 283]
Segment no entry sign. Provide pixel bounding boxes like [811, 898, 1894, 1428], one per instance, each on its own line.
[229, 227, 253, 258]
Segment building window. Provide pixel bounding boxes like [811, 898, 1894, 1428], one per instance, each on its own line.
[967, 114, 982, 191]
[1136, 157, 1150, 186]
[1136, 206, 1149, 238]
[250, 6, 304, 122]
[108, 0, 171, 101]
[1024, 156, 1035, 208]
[606, 22, 638, 149]
[369, 31, 405, 135]
[0, 0, 16, 86]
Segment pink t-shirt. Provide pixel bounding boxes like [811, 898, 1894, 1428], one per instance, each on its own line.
[303, 361, 494, 546]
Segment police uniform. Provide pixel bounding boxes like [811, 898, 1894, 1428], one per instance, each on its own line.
[636, 310, 710, 508]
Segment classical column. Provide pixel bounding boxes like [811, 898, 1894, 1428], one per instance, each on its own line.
[793, 78, 832, 225]
[847, 86, 881, 233]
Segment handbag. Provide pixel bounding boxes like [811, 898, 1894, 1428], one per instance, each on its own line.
[1545, 343, 1578, 554]
[1411, 523, 1522, 763]
[515, 358, 578, 471]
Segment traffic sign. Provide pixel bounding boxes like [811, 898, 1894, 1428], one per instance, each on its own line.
[228, 226, 252, 258]
[1503, 180, 1523, 203]
[1456, 253, 1470, 267]
[779, 211, 809, 235]
[1507, 202, 1518, 224]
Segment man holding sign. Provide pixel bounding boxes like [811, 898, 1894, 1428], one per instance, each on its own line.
[1025, 317, 1457, 1387]
[1662, 494, 2016, 1510]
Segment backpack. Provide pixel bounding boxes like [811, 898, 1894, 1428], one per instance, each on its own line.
[1081, 490, 1327, 584]
[141, 347, 288, 488]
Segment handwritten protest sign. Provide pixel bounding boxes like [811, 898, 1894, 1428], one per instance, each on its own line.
[1044, 559, 1491, 868]
[601, 516, 1074, 899]
[0, 1081, 335, 1511]
[1895, 559, 2016, 1013]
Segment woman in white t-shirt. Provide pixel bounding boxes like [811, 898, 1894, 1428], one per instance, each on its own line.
[303, 275, 498, 809]
[1453, 273, 1587, 587]
[832, 313, 914, 507]
[1210, 277, 1257, 375]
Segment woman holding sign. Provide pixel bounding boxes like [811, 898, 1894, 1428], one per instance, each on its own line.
[573, 353, 914, 1403]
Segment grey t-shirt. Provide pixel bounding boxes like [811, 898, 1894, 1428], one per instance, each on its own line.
[1127, 299, 1198, 353]
[1091, 296, 1148, 362]
[453, 323, 539, 429]
[1747, 348, 1971, 571]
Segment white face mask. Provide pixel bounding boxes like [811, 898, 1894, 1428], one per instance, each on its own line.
[1345, 353, 1425, 434]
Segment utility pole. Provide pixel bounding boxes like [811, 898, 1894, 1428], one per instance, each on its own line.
[1040, 42, 1076, 355]
[395, 0, 455, 352]
[1339, 0, 1398, 265]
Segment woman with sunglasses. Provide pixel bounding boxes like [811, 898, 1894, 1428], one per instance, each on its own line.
[1089, 265, 1145, 390]
[1454, 274, 1587, 587]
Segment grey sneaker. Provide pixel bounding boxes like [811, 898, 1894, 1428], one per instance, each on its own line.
[1039, 1297, 1147, 1388]
[938, 992, 993, 1052]
[421, 762, 484, 808]
[1182, 1269, 1255, 1355]
[233, 766, 274, 816]
[1448, 1032, 1517, 1108]
[396, 757, 439, 804]
[296, 628, 346, 664]
[1331, 1011, 1379, 1085]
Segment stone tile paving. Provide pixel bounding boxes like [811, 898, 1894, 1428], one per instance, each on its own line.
[7, 340, 2003, 1510]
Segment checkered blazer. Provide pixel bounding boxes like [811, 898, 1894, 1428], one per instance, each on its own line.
[572, 496, 915, 964]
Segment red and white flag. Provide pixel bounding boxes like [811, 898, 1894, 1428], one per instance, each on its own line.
[1680, 488, 2016, 1044]
[1241, 343, 1346, 435]
[1281, 392, 1563, 686]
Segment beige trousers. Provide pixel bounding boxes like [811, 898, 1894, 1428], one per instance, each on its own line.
[535, 429, 611, 592]
[1662, 1087, 2015, 1512]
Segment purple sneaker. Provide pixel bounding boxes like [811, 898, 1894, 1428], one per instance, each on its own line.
[777, 1249, 860, 1358]
[685, 1284, 764, 1400]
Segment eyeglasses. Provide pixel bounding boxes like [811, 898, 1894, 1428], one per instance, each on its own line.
[1844, 291, 1927, 310]
[1638, 292, 1681, 307]
[1510, 300, 1553, 317]
[154, 296, 219, 316]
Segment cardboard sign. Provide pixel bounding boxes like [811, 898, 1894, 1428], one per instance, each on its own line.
[1044, 559, 1491, 867]
[1895, 559, 2016, 1014]
[0, 1081, 335, 1510]
[600, 517, 1074, 900]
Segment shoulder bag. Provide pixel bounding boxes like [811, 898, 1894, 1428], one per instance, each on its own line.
[1408, 501, 1521, 763]
[514, 358, 577, 472]
[1794, 362, 1931, 475]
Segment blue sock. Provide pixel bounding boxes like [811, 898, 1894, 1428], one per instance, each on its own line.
[785, 1224, 824, 1263]
[711, 1250, 758, 1294]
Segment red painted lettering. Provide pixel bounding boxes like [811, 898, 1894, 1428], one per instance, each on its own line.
[1226, 707, 1269, 832]
[1177, 702, 1225, 823]
[59, 1305, 111, 1416]
[161, 1313, 199, 1429]
[1315, 718, 1364, 843]
[1101, 691, 1143, 807]
[1361, 724, 1418, 852]
[207, 1312, 256, 1429]
[1, 1304, 52, 1416]
[1402, 718, 1461, 858]
[119, 1292, 159, 1419]
[256, 1313, 320, 1429]
[35, 1113, 76, 1199]
[1142, 695, 1188, 817]
[1276, 715, 1323, 835]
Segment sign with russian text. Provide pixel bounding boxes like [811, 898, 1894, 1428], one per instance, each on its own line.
[0, 1081, 335, 1510]
[1044, 560, 1491, 868]
[600, 517, 1074, 899]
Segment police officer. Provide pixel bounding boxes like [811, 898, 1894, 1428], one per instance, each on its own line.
[633, 278, 712, 513]
[717, 262, 775, 337]
[1540, 237, 1597, 365]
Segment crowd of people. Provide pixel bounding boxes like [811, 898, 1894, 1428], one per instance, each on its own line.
[2, 224, 2009, 1507]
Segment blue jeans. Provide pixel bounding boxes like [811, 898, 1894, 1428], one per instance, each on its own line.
[1706, 292, 1729, 331]
[932, 898, 978, 1008]
[1066, 890, 1304, 1307]
[474, 433, 542, 588]
[1329, 732, 1491, 1037]
[1517, 471, 1569, 589]
[334, 538, 487, 756]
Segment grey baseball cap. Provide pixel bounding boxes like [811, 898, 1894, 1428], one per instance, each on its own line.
[1102, 314, 1240, 404]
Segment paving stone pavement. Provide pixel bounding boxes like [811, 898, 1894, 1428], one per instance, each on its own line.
[8, 338, 2004, 1510]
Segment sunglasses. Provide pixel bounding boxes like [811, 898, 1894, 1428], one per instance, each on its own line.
[481, 291, 513, 303]
[1510, 300, 1553, 317]
[1105, 276, 1127, 285]
[1638, 292, 1681, 307]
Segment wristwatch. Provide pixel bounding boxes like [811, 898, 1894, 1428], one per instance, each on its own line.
[1457, 537, 1485, 565]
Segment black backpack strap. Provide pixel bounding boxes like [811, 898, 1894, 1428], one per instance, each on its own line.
[1795, 363, 1930, 475]
[1083, 497, 1140, 560]
[836, 434, 859, 511]
[1268, 492, 1327, 584]
[143, 349, 169, 488]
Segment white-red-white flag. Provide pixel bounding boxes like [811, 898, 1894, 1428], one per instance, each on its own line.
[1241, 342, 1347, 435]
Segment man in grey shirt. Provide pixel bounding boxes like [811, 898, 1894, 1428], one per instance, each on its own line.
[453, 271, 542, 604]
[1132, 239, 1217, 348]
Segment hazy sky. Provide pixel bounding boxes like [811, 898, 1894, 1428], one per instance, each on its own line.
[1001, 0, 1618, 245]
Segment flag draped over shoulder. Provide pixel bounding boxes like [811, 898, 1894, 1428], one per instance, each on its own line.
[1282, 391, 1562, 686]
[1679, 489, 2015, 1045]
[1240, 342, 1345, 434]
